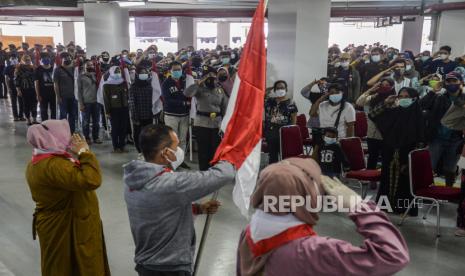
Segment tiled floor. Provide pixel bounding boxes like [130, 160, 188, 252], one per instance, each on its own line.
[0, 98, 464, 276]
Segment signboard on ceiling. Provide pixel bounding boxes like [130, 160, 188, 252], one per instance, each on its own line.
[25, 36, 54, 47]
[135, 17, 171, 38]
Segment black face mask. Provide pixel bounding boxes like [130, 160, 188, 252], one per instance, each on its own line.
[218, 75, 228, 82]
[102, 57, 110, 62]
[63, 59, 72, 66]
[205, 77, 216, 89]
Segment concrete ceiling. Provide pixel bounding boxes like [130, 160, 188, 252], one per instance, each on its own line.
[0, 0, 441, 9]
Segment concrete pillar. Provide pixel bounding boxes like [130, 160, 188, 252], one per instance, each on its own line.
[217, 21, 230, 47]
[267, 0, 331, 114]
[401, 16, 424, 55]
[62, 22, 76, 46]
[433, 0, 465, 57]
[83, 3, 130, 56]
[177, 17, 196, 50]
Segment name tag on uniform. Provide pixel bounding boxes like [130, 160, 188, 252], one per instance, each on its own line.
[112, 95, 118, 99]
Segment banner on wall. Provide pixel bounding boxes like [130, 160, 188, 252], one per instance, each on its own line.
[135, 17, 171, 38]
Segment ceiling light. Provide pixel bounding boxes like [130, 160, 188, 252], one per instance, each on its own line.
[117, 1, 146, 7]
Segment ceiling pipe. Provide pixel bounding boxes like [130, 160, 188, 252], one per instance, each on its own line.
[424, 1, 465, 13]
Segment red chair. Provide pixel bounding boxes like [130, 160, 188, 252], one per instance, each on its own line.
[355, 111, 368, 140]
[398, 149, 461, 237]
[296, 114, 312, 154]
[280, 125, 311, 160]
[340, 137, 381, 198]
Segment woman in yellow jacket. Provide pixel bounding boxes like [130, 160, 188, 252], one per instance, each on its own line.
[25, 119, 110, 276]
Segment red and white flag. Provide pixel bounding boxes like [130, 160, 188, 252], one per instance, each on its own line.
[211, 0, 267, 217]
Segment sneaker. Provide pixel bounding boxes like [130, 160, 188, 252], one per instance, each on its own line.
[93, 139, 103, 144]
[455, 228, 465, 237]
[137, 153, 144, 161]
[13, 118, 20, 122]
[179, 162, 191, 170]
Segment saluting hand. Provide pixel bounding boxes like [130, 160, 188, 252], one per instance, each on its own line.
[199, 200, 221, 215]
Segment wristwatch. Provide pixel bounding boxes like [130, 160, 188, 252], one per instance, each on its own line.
[77, 148, 90, 156]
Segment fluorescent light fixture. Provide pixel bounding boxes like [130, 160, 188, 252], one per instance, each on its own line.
[117, 1, 146, 7]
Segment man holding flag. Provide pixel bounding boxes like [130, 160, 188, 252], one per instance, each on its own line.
[124, 1, 266, 276]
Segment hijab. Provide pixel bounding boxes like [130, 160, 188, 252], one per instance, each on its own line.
[105, 66, 125, 85]
[370, 87, 425, 148]
[238, 158, 323, 276]
[27, 120, 71, 154]
[370, 78, 396, 109]
[218, 67, 234, 97]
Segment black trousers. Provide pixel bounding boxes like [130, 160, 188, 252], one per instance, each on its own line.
[265, 128, 280, 164]
[194, 126, 221, 171]
[110, 107, 129, 150]
[366, 138, 384, 170]
[133, 119, 153, 153]
[8, 83, 24, 119]
[99, 103, 108, 130]
[22, 88, 37, 120]
[82, 102, 100, 140]
[0, 71, 7, 98]
[135, 265, 190, 276]
[39, 89, 56, 121]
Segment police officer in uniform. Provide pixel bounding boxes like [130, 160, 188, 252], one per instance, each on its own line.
[184, 66, 229, 171]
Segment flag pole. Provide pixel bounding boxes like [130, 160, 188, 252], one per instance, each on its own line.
[193, 0, 267, 274]
[192, 191, 218, 276]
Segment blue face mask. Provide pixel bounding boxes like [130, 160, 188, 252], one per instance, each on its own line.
[222, 57, 230, 65]
[111, 73, 122, 80]
[171, 70, 182, 79]
[323, 136, 337, 145]
[421, 56, 430, 62]
[398, 98, 414, 108]
[329, 93, 343, 103]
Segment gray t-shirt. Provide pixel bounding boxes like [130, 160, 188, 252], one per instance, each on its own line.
[53, 66, 75, 99]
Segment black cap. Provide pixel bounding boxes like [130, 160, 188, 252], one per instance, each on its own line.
[202, 65, 216, 76]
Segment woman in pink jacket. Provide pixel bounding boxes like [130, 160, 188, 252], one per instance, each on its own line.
[237, 158, 409, 276]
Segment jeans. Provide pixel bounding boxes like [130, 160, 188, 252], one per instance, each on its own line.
[60, 97, 78, 133]
[164, 115, 189, 152]
[39, 89, 56, 121]
[367, 138, 383, 170]
[22, 88, 38, 120]
[82, 102, 100, 140]
[429, 137, 462, 173]
[8, 85, 24, 119]
[110, 107, 129, 150]
[133, 119, 153, 153]
[194, 126, 221, 171]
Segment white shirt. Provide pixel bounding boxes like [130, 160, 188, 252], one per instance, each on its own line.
[318, 101, 356, 138]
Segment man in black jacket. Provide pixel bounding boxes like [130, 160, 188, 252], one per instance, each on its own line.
[420, 72, 464, 186]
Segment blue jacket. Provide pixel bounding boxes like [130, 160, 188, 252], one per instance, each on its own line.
[162, 76, 190, 116]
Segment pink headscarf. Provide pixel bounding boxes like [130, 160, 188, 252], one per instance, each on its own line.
[27, 120, 71, 153]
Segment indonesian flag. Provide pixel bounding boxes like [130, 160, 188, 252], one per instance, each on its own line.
[211, 0, 266, 217]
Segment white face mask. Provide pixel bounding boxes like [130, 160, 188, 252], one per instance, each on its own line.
[148, 53, 156, 59]
[406, 64, 412, 71]
[371, 55, 381, 62]
[210, 59, 218, 65]
[166, 147, 185, 170]
[138, 73, 149, 81]
[275, 89, 286, 97]
[440, 54, 449, 60]
[341, 61, 350, 69]
[334, 62, 341, 68]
